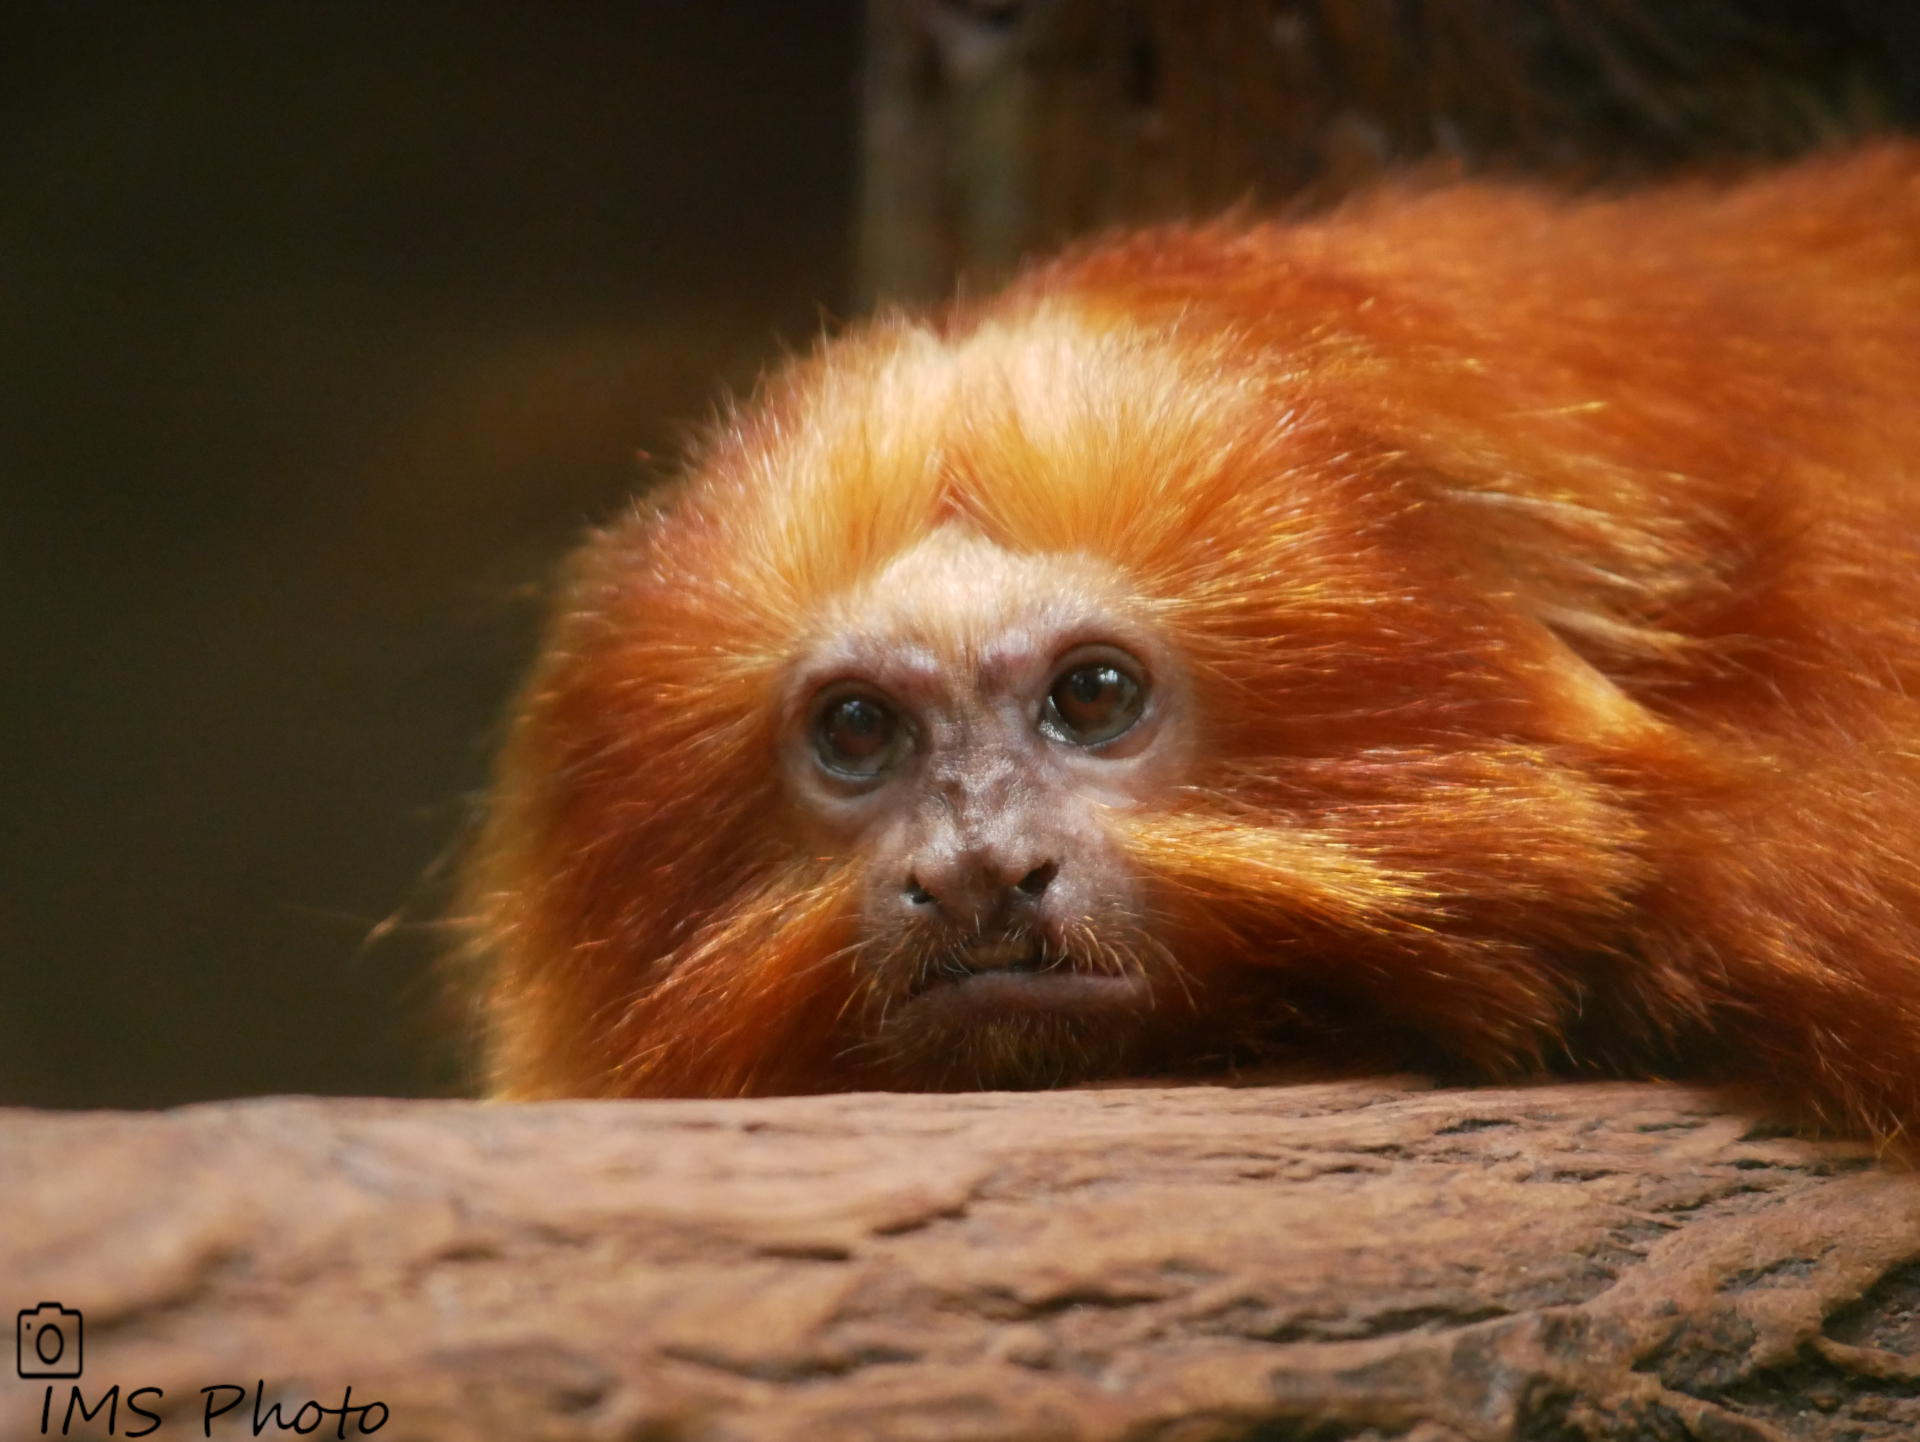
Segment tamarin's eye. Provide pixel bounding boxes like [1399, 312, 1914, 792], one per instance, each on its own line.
[813, 692, 907, 778]
[1042, 658, 1146, 747]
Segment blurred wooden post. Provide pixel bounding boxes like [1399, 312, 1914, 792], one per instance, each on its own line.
[857, 0, 1914, 309]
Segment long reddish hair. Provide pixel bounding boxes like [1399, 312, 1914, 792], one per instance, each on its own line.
[464, 145, 1920, 1139]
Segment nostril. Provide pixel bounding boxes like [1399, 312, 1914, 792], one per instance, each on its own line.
[1017, 861, 1058, 897]
[904, 877, 937, 908]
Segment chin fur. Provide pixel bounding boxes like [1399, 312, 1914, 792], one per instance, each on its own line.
[873, 1003, 1142, 1090]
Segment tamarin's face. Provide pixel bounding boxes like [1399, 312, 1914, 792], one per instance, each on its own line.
[778, 525, 1191, 1086]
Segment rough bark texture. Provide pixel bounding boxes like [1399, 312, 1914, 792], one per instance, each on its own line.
[5, 1080, 1920, 1441]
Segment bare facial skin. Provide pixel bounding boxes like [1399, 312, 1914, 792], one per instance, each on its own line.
[779, 526, 1190, 1086]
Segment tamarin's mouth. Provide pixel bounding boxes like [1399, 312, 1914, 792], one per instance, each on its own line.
[910, 935, 1150, 1019]
[922, 932, 1057, 985]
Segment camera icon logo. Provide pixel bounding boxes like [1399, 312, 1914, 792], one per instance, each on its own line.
[16, 1303, 83, 1379]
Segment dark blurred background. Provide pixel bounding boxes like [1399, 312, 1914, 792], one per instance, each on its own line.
[0, 3, 861, 1105]
[6, 1, 1916, 1108]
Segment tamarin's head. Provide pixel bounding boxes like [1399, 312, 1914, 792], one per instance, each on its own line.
[465, 239, 1657, 1099]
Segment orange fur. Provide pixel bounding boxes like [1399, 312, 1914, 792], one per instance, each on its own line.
[464, 144, 1920, 1140]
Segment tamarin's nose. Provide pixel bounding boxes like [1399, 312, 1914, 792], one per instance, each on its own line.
[1015, 861, 1058, 897]
[903, 855, 1056, 929]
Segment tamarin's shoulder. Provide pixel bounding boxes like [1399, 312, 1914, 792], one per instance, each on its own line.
[1007, 141, 1920, 319]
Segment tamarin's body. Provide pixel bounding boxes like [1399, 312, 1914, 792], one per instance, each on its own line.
[465, 144, 1920, 1141]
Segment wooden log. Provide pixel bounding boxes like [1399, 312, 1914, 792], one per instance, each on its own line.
[5, 1080, 1918, 1439]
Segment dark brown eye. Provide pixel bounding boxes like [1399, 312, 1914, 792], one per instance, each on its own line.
[813, 693, 905, 777]
[1042, 659, 1145, 746]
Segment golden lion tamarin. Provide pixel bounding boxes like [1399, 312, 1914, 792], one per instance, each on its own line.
[463, 143, 1920, 1140]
